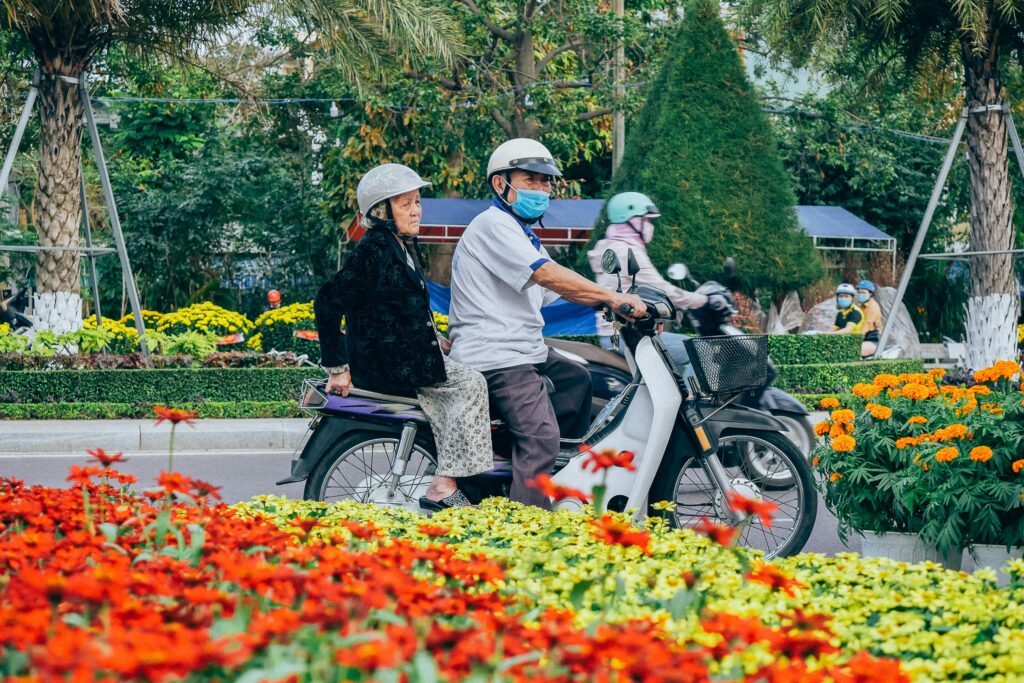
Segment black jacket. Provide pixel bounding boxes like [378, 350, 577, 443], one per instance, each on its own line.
[314, 226, 446, 394]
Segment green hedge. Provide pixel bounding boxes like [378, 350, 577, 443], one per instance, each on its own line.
[0, 368, 320, 404]
[774, 359, 924, 394]
[0, 401, 302, 420]
[767, 335, 863, 365]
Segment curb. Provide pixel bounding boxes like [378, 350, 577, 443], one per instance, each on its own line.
[0, 418, 312, 455]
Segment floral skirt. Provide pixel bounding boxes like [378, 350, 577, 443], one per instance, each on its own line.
[416, 356, 493, 478]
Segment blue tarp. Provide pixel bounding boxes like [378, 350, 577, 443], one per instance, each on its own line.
[796, 205, 894, 241]
[428, 279, 596, 336]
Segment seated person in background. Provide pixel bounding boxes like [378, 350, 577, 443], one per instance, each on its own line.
[830, 283, 864, 336]
[856, 279, 883, 358]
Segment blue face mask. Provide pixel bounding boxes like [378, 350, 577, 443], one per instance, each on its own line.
[837, 297, 853, 309]
[856, 293, 870, 304]
[510, 188, 550, 219]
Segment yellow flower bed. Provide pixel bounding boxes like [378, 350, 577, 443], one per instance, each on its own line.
[83, 314, 140, 354]
[156, 302, 254, 343]
[235, 496, 1024, 682]
[118, 309, 163, 328]
[251, 301, 317, 355]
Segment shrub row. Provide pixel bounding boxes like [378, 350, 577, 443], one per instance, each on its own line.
[0, 367, 321, 404]
[0, 351, 307, 371]
[767, 334, 863, 365]
[773, 359, 924, 395]
[0, 401, 302, 420]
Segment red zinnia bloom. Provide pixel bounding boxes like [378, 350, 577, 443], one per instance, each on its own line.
[153, 405, 198, 426]
[291, 517, 320, 535]
[190, 478, 222, 501]
[418, 523, 450, 537]
[527, 474, 591, 502]
[693, 516, 739, 546]
[87, 448, 126, 467]
[746, 561, 806, 597]
[582, 448, 637, 473]
[66, 464, 103, 487]
[589, 514, 651, 554]
[726, 491, 778, 528]
[156, 471, 193, 495]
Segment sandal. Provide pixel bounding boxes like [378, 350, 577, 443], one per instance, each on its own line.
[419, 490, 473, 511]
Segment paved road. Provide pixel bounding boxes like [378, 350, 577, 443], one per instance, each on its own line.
[0, 449, 859, 556]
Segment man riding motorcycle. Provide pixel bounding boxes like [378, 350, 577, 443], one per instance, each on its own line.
[448, 138, 646, 510]
[588, 191, 728, 349]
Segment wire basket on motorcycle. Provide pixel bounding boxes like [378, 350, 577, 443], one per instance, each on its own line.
[682, 334, 769, 397]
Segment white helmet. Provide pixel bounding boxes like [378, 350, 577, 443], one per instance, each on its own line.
[356, 163, 431, 216]
[486, 138, 562, 180]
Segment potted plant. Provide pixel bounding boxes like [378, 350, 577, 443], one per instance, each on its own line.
[814, 362, 1024, 576]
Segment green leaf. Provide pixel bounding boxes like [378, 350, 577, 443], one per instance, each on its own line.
[568, 579, 597, 611]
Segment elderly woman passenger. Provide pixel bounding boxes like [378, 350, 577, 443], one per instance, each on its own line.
[313, 164, 492, 509]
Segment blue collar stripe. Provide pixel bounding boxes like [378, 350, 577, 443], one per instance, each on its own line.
[492, 197, 542, 251]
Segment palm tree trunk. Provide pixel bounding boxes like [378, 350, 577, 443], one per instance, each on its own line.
[33, 65, 85, 334]
[961, 36, 1018, 371]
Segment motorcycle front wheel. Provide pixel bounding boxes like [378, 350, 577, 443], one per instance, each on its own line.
[649, 430, 816, 559]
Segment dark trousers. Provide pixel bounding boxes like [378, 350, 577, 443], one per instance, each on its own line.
[483, 349, 592, 509]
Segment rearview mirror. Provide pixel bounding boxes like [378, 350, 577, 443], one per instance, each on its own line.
[667, 263, 689, 281]
[627, 249, 640, 277]
[723, 257, 736, 280]
[601, 249, 621, 275]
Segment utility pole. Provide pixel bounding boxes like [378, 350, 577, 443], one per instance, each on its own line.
[612, 0, 625, 173]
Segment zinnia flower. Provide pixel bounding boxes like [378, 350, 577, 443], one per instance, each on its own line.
[582, 449, 636, 473]
[87, 448, 125, 467]
[725, 492, 778, 528]
[527, 474, 591, 503]
[153, 406, 198, 426]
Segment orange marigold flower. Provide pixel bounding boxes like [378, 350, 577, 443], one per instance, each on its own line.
[745, 561, 806, 597]
[928, 368, 947, 380]
[726, 492, 778, 528]
[831, 435, 856, 453]
[694, 516, 739, 546]
[87, 448, 126, 467]
[589, 514, 651, 554]
[935, 424, 971, 441]
[873, 374, 900, 388]
[907, 415, 927, 425]
[830, 409, 856, 424]
[900, 383, 932, 400]
[527, 474, 591, 503]
[981, 403, 1004, 415]
[969, 446, 993, 463]
[829, 472, 843, 482]
[895, 437, 918, 449]
[819, 397, 840, 409]
[828, 424, 846, 440]
[1013, 459, 1024, 474]
[852, 383, 882, 399]
[969, 384, 992, 396]
[814, 421, 831, 437]
[153, 405, 198, 426]
[868, 403, 893, 420]
[811, 456, 821, 467]
[935, 447, 958, 463]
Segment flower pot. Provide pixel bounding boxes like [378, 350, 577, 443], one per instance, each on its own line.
[969, 544, 1022, 586]
[860, 531, 962, 570]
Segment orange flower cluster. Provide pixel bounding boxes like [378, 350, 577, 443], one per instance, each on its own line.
[831, 435, 856, 453]
[588, 514, 652, 554]
[819, 397, 840, 410]
[969, 446, 994, 463]
[830, 409, 856, 425]
[851, 383, 883, 400]
[907, 416, 927, 425]
[973, 360, 1019, 383]
[865, 403, 893, 420]
[935, 447, 959, 463]
[0, 465, 910, 683]
[1013, 459, 1024, 474]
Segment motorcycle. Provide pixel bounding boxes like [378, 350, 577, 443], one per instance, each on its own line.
[547, 259, 814, 488]
[280, 248, 817, 558]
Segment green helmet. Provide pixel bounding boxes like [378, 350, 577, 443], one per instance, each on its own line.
[607, 192, 660, 224]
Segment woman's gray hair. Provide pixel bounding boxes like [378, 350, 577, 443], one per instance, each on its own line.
[368, 201, 390, 221]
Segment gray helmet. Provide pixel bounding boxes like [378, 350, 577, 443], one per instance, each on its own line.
[835, 283, 857, 297]
[356, 163, 431, 216]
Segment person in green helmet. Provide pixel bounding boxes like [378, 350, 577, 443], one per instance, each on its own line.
[588, 191, 710, 350]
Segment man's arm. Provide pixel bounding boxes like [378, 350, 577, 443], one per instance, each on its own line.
[531, 262, 646, 315]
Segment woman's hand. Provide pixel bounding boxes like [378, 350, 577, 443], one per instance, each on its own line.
[437, 334, 452, 355]
[326, 371, 352, 396]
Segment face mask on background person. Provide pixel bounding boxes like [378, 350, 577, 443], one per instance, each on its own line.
[837, 297, 853, 309]
[856, 293, 870, 304]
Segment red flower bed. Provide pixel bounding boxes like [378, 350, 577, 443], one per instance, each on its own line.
[0, 467, 906, 682]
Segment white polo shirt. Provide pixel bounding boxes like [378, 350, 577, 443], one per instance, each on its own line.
[449, 204, 561, 371]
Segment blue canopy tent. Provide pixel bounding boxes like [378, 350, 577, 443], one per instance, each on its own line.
[796, 206, 897, 277]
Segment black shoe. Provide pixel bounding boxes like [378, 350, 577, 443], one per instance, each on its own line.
[419, 490, 473, 511]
